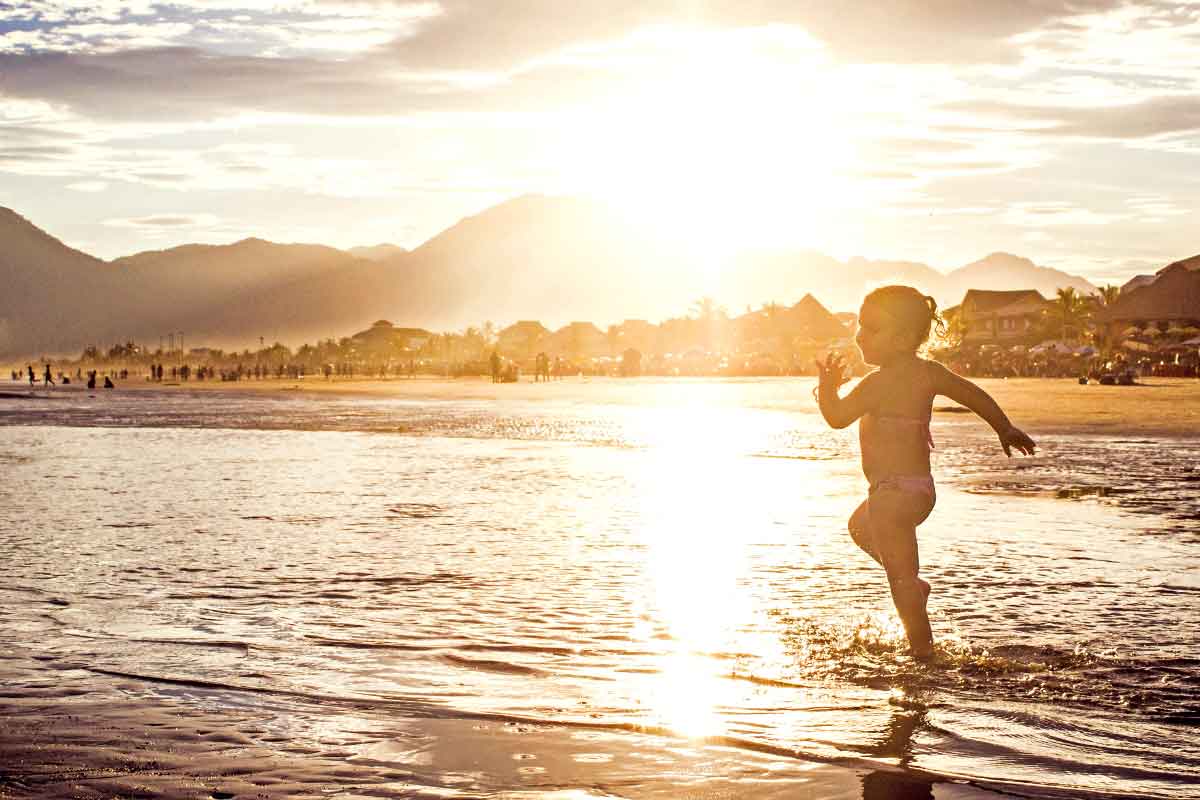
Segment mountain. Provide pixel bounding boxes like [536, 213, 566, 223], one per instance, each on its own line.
[369, 194, 701, 331]
[0, 196, 1111, 359]
[110, 238, 357, 324]
[941, 252, 1096, 306]
[347, 244, 407, 261]
[0, 208, 114, 356]
[720, 250, 1097, 314]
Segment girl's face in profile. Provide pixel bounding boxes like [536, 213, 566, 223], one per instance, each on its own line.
[855, 302, 909, 366]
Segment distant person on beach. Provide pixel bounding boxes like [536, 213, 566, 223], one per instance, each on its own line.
[43, 363, 54, 388]
[490, 349, 501, 383]
[27, 364, 35, 387]
[103, 375, 114, 389]
[815, 285, 1036, 659]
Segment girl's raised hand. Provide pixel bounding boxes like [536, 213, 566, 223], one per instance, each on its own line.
[813, 352, 849, 388]
[999, 425, 1037, 457]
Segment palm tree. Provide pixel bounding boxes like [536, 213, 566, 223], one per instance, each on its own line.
[762, 302, 789, 361]
[690, 296, 721, 322]
[606, 324, 621, 358]
[1052, 287, 1089, 343]
[1092, 284, 1122, 355]
[690, 296, 726, 354]
[938, 306, 966, 351]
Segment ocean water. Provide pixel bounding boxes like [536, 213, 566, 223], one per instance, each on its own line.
[1, 379, 1198, 798]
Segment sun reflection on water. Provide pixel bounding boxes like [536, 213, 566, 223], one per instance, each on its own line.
[632, 405, 768, 738]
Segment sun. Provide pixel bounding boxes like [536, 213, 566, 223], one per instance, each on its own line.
[551, 28, 857, 261]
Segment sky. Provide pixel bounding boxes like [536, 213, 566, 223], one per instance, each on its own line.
[1, 1, 1198, 285]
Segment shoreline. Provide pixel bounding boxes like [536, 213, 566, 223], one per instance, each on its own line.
[5, 374, 1198, 437]
[0, 651, 1002, 800]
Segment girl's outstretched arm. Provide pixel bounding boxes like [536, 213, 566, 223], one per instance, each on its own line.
[930, 362, 1037, 456]
[814, 353, 881, 429]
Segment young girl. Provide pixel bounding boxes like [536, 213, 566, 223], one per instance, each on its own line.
[815, 285, 1036, 658]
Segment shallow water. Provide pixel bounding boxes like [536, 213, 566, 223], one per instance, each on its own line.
[2, 379, 1198, 798]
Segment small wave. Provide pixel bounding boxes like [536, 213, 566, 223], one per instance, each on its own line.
[387, 503, 446, 518]
[773, 611, 1199, 724]
[459, 642, 579, 656]
[305, 635, 436, 652]
[440, 653, 546, 676]
[1052, 486, 1134, 499]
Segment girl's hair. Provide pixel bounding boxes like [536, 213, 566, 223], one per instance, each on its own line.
[863, 285, 946, 349]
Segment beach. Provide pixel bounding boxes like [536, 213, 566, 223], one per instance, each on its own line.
[9, 372, 1199, 435]
[2, 377, 1197, 798]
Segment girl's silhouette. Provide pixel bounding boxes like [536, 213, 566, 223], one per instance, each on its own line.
[816, 285, 1036, 658]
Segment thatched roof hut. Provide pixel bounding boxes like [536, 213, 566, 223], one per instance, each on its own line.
[1097, 255, 1200, 325]
[788, 294, 849, 341]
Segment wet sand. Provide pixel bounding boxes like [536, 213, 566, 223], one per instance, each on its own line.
[0, 650, 997, 800]
[33, 373, 1200, 437]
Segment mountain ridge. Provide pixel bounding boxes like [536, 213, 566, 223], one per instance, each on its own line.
[0, 197, 1116, 359]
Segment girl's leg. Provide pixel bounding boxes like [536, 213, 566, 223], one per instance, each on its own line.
[866, 490, 933, 657]
[848, 499, 882, 565]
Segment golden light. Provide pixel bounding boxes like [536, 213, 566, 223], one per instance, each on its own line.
[553, 27, 858, 263]
[631, 405, 760, 738]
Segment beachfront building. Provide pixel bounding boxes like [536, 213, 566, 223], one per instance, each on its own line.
[788, 294, 851, 342]
[545, 321, 606, 360]
[350, 320, 432, 355]
[614, 319, 658, 355]
[959, 289, 1049, 344]
[497, 320, 549, 360]
[1095, 255, 1200, 339]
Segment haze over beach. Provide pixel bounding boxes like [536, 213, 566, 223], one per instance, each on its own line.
[3, 3, 1200, 800]
[0, 199, 1105, 357]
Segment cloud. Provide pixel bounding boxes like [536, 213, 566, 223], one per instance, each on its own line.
[0, 144, 74, 159]
[10, 1, 1147, 65]
[945, 95, 1200, 139]
[103, 212, 220, 228]
[375, 1, 1138, 68]
[0, 48, 434, 120]
[66, 180, 108, 191]
[1001, 201, 1123, 227]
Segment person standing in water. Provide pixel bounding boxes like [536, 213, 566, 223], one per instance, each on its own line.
[815, 285, 1036, 658]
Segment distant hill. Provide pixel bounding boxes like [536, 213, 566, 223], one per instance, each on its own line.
[722, 250, 1096, 314]
[941, 252, 1095, 305]
[0, 208, 115, 355]
[347, 244, 407, 261]
[0, 196, 1112, 359]
[111, 238, 357, 324]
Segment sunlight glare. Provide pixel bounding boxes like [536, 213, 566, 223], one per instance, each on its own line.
[633, 404, 761, 737]
[554, 29, 857, 260]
